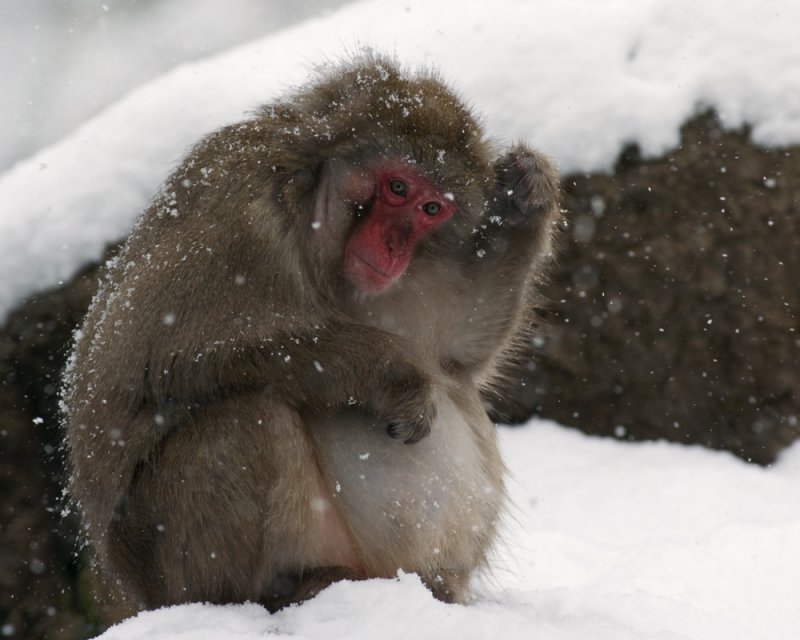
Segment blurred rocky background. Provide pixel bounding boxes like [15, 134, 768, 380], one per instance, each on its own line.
[493, 112, 800, 466]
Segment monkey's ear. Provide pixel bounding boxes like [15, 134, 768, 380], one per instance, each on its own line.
[286, 160, 328, 200]
[294, 167, 317, 191]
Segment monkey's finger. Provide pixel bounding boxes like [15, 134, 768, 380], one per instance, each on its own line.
[386, 417, 431, 444]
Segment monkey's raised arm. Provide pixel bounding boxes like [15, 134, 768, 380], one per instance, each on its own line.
[441, 146, 560, 376]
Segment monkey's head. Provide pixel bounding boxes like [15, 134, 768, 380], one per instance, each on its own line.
[338, 159, 457, 293]
[260, 55, 494, 297]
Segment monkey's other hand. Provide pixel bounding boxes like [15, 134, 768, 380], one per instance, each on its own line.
[490, 145, 559, 229]
[371, 366, 437, 444]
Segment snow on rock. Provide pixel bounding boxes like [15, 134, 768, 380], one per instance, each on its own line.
[96, 422, 800, 640]
[1, 0, 800, 320]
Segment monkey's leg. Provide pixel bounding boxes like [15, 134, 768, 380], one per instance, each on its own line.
[102, 392, 361, 608]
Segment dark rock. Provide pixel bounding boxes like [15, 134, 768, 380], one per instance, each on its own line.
[494, 112, 800, 465]
[0, 256, 127, 639]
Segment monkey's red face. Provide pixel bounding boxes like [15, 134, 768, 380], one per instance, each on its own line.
[343, 165, 455, 294]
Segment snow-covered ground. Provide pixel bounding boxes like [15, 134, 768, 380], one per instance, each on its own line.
[96, 422, 800, 640]
[2, 0, 799, 638]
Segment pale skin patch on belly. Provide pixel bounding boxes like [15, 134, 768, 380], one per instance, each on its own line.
[305, 389, 503, 579]
[308, 487, 366, 574]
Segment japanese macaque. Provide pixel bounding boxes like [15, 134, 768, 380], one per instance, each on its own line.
[62, 55, 559, 611]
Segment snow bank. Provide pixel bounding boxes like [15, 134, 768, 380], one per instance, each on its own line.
[1, 0, 800, 320]
[96, 422, 800, 640]
[0, 0, 350, 171]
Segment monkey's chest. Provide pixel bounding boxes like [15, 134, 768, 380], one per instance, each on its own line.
[306, 390, 502, 575]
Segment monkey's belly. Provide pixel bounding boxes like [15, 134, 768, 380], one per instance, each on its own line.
[306, 390, 503, 578]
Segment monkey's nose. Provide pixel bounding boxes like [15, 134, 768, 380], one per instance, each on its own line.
[386, 224, 411, 254]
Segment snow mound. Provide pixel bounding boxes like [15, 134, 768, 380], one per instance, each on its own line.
[1, 0, 800, 320]
[96, 422, 800, 640]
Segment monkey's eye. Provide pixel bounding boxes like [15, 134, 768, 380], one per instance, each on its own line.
[388, 179, 408, 197]
[422, 202, 441, 216]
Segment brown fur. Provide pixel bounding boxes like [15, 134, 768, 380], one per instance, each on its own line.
[62, 54, 559, 610]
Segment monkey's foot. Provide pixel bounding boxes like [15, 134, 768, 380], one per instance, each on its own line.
[262, 566, 366, 612]
[424, 569, 469, 604]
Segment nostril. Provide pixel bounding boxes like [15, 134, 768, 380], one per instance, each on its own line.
[386, 224, 410, 254]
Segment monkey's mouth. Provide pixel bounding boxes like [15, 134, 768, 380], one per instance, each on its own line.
[345, 250, 399, 293]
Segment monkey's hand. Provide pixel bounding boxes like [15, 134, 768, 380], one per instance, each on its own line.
[368, 363, 437, 445]
[487, 145, 560, 235]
